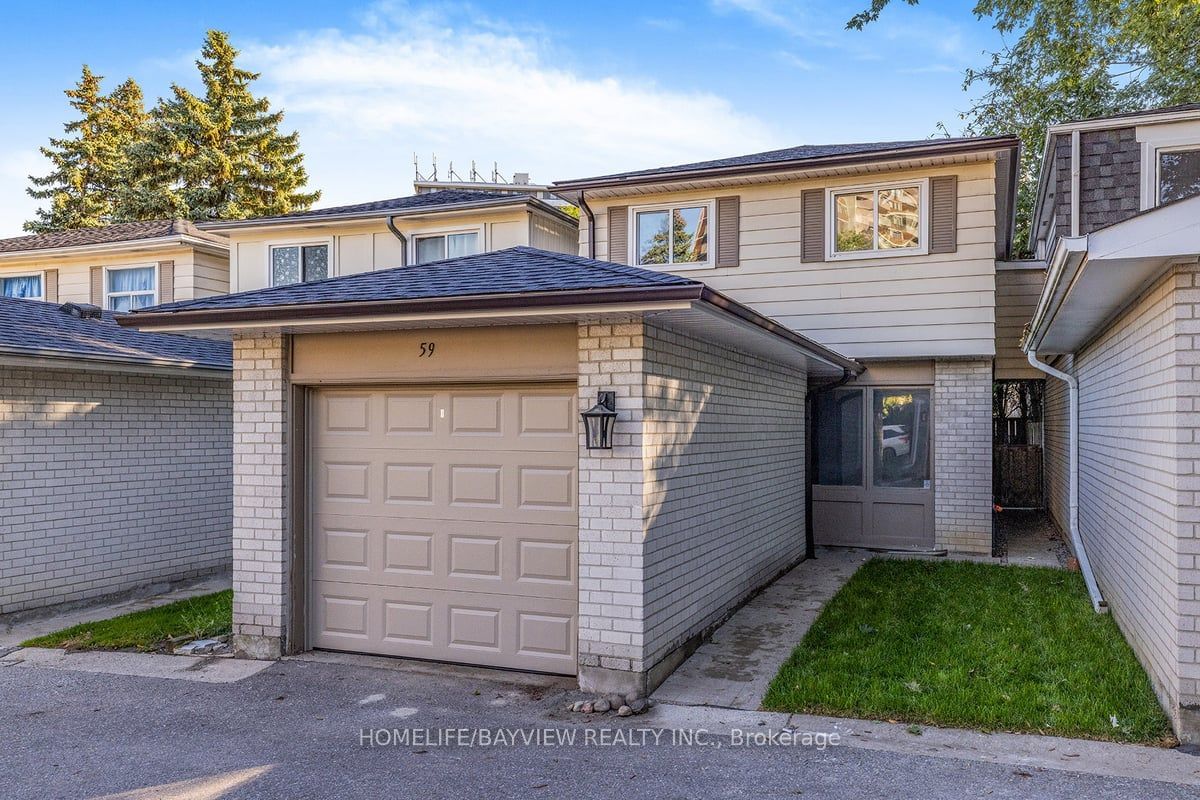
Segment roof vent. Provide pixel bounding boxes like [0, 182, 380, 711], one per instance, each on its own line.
[59, 302, 103, 320]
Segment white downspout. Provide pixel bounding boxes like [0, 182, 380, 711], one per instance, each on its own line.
[1026, 350, 1107, 613]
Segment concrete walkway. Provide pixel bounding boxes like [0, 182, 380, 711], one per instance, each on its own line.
[0, 646, 271, 684]
[652, 548, 870, 709]
[0, 572, 231, 655]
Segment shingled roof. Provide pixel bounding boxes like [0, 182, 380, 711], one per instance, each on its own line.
[0, 296, 230, 370]
[0, 219, 226, 255]
[552, 135, 1019, 189]
[133, 246, 699, 316]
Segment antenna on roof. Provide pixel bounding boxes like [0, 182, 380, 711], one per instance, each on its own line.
[413, 152, 422, 182]
[447, 161, 464, 182]
[470, 160, 481, 182]
[430, 154, 438, 182]
[492, 162, 508, 184]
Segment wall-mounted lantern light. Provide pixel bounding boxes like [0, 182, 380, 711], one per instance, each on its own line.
[581, 391, 617, 450]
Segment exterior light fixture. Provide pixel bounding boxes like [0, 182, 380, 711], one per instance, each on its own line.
[580, 391, 617, 450]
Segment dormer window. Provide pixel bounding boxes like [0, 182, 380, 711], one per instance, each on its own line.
[413, 231, 479, 264]
[271, 243, 329, 286]
[1158, 148, 1200, 204]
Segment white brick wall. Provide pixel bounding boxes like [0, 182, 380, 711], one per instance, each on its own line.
[1041, 264, 1200, 740]
[576, 317, 808, 689]
[933, 359, 993, 554]
[231, 333, 291, 658]
[0, 366, 231, 614]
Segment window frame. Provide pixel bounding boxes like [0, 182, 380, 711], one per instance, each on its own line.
[0, 270, 46, 301]
[267, 238, 334, 288]
[824, 178, 930, 261]
[1154, 144, 1200, 207]
[103, 264, 158, 311]
[627, 199, 717, 271]
[409, 224, 485, 265]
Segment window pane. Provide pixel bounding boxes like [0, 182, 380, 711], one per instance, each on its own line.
[128, 293, 155, 310]
[878, 186, 919, 249]
[2, 275, 42, 298]
[636, 210, 669, 265]
[108, 266, 155, 293]
[416, 236, 446, 264]
[814, 388, 864, 486]
[447, 232, 479, 259]
[1160, 149, 1200, 204]
[302, 245, 329, 281]
[670, 206, 709, 263]
[271, 246, 301, 286]
[110, 294, 133, 312]
[835, 192, 874, 252]
[873, 389, 931, 489]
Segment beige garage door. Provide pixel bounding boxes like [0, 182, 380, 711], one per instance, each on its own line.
[308, 384, 579, 674]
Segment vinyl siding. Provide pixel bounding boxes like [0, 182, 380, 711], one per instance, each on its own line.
[995, 267, 1047, 379]
[580, 161, 998, 360]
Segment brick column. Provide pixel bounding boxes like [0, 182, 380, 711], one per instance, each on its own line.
[933, 359, 993, 554]
[231, 333, 290, 659]
[576, 318, 649, 694]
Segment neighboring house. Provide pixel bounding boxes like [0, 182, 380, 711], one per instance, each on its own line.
[122, 247, 861, 694]
[0, 297, 232, 615]
[552, 136, 1022, 555]
[1024, 103, 1200, 742]
[201, 189, 578, 292]
[0, 219, 230, 311]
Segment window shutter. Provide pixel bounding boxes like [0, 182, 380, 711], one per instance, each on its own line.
[90, 266, 103, 306]
[801, 189, 825, 262]
[158, 260, 175, 304]
[607, 206, 628, 264]
[43, 269, 58, 303]
[930, 175, 958, 254]
[716, 196, 740, 267]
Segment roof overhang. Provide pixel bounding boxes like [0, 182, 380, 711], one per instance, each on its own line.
[120, 285, 861, 378]
[551, 137, 1019, 196]
[200, 196, 575, 233]
[0, 234, 228, 262]
[1025, 195, 1200, 354]
[0, 346, 230, 377]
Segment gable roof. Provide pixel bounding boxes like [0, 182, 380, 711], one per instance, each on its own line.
[0, 219, 227, 256]
[1053, 102, 1200, 130]
[552, 136, 1020, 190]
[199, 190, 575, 231]
[0, 296, 230, 371]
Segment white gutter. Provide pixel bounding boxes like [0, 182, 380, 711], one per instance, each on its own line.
[1025, 350, 1107, 613]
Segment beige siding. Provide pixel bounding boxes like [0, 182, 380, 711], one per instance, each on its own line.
[0, 245, 228, 306]
[529, 210, 578, 254]
[995, 267, 1046, 378]
[581, 162, 998, 360]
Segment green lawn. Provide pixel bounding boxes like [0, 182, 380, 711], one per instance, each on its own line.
[22, 590, 232, 652]
[762, 559, 1173, 745]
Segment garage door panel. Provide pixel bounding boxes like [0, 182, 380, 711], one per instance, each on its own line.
[310, 580, 577, 672]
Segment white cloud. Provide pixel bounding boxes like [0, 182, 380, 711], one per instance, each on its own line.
[241, 2, 776, 206]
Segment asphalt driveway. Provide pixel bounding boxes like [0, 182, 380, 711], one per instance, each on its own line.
[0, 655, 1194, 799]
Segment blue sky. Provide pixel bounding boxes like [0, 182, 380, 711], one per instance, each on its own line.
[0, 0, 1003, 235]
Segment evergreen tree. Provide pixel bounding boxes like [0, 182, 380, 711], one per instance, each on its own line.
[25, 67, 146, 232]
[124, 30, 319, 221]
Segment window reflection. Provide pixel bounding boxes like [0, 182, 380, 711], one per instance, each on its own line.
[872, 389, 931, 488]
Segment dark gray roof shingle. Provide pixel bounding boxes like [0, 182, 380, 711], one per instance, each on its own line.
[0, 219, 225, 254]
[198, 189, 533, 227]
[136, 247, 699, 314]
[0, 296, 230, 369]
[554, 136, 1016, 186]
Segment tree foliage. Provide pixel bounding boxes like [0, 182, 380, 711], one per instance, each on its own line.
[25, 67, 148, 232]
[848, 0, 1200, 253]
[27, 30, 318, 231]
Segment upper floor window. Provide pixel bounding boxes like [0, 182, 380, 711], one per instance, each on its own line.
[106, 266, 156, 311]
[633, 202, 711, 268]
[271, 243, 329, 286]
[413, 231, 479, 264]
[1158, 148, 1200, 204]
[2, 274, 43, 301]
[829, 181, 925, 258]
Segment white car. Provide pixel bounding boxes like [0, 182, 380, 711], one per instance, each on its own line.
[882, 425, 911, 460]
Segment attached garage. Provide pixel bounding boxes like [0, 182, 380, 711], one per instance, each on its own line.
[124, 247, 861, 693]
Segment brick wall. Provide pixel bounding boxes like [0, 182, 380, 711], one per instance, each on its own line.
[641, 319, 807, 668]
[1039, 265, 1200, 740]
[230, 333, 291, 659]
[0, 366, 231, 614]
[933, 360, 993, 554]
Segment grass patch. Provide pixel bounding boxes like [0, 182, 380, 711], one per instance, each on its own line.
[762, 559, 1173, 744]
[22, 590, 232, 652]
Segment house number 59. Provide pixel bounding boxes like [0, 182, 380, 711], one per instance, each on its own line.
[419, 342, 436, 357]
